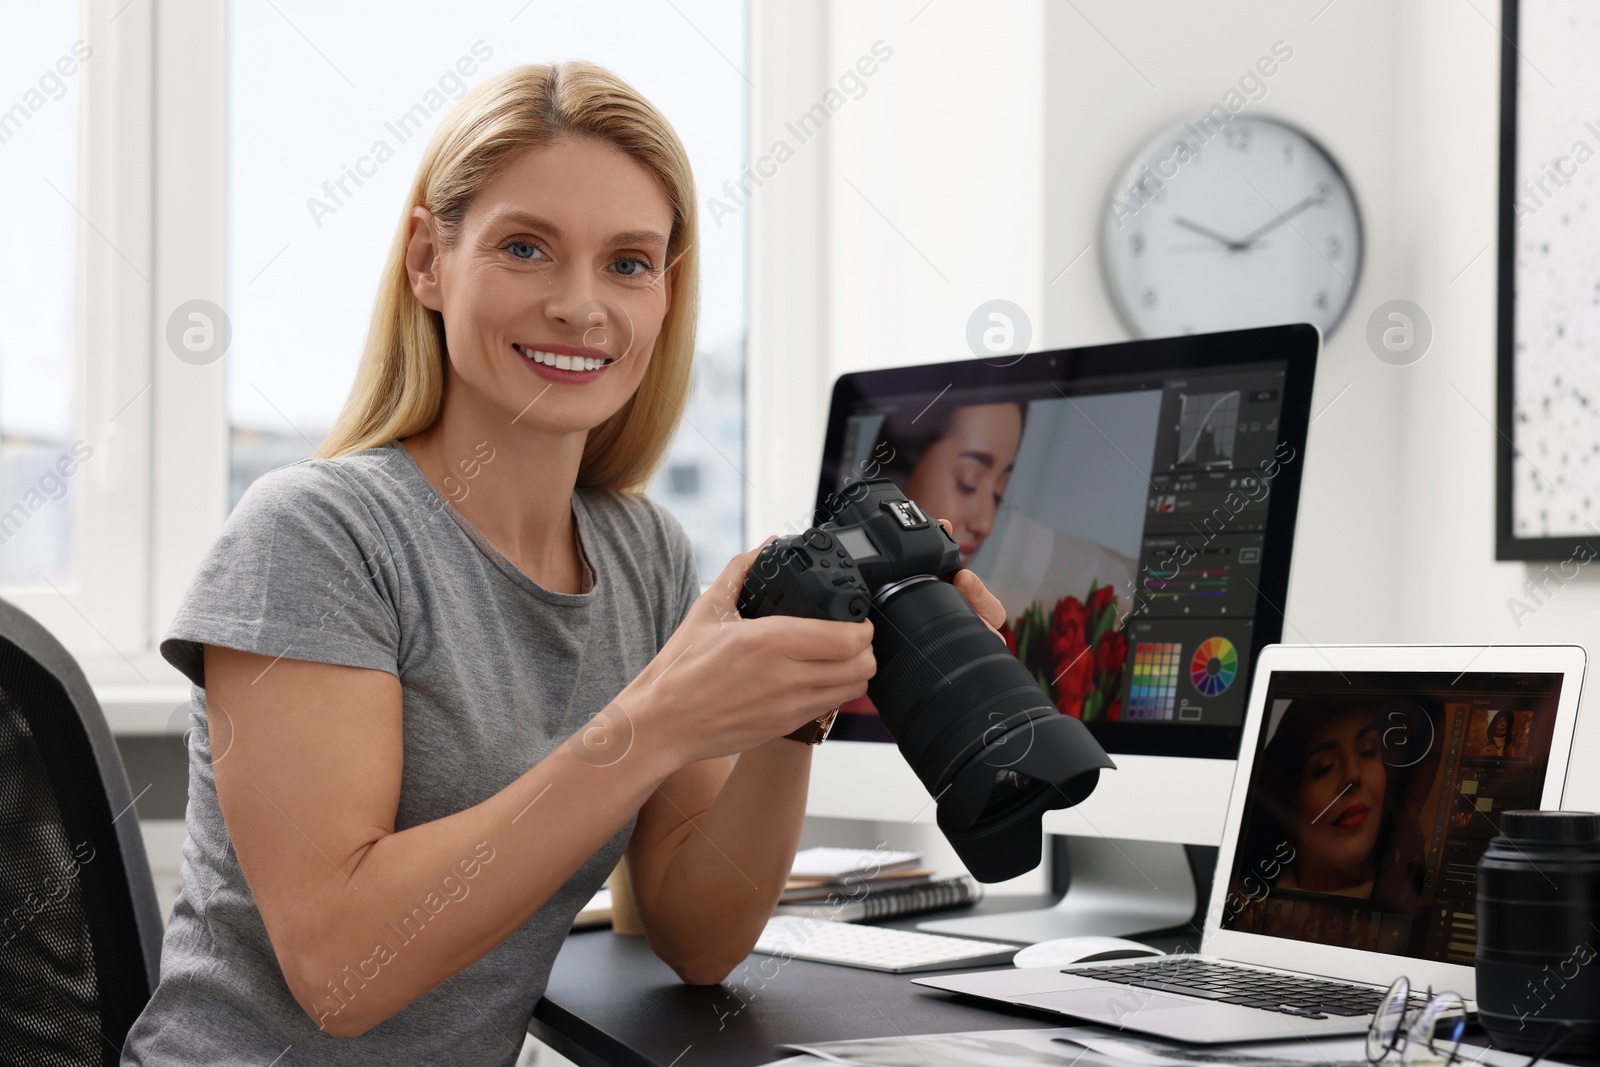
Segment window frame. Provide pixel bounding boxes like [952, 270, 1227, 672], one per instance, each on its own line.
[744, 1, 833, 551]
[5, 0, 162, 684]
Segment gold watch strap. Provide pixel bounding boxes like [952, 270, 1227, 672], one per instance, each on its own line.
[786, 706, 840, 745]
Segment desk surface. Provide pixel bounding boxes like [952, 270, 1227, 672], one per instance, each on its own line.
[530, 895, 1195, 1067]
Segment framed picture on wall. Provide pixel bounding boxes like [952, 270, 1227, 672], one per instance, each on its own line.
[1497, 0, 1600, 560]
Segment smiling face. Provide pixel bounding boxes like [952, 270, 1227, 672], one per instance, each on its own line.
[1292, 708, 1387, 893]
[408, 135, 676, 436]
[904, 404, 1023, 567]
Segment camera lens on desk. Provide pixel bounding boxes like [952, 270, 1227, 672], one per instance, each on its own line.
[1475, 809, 1600, 1055]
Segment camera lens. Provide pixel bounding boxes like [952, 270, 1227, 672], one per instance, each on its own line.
[866, 576, 1114, 882]
[1477, 810, 1600, 1054]
[736, 478, 1115, 883]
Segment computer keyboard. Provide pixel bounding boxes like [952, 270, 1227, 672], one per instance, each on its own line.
[754, 916, 1018, 973]
[1063, 957, 1427, 1020]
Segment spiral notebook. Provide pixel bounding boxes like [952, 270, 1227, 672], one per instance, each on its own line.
[773, 875, 981, 923]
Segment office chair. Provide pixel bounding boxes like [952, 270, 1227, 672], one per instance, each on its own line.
[0, 597, 165, 1066]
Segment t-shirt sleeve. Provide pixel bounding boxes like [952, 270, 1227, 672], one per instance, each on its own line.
[160, 462, 403, 688]
[668, 510, 701, 630]
[644, 496, 700, 632]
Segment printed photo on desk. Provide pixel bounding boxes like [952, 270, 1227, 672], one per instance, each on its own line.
[765, 1025, 1382, 1067]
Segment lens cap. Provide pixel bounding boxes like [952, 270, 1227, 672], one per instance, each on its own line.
[1500, 809, 1600, 843]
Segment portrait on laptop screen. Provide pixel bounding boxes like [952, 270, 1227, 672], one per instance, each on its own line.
[1220, 671, 1564, 966]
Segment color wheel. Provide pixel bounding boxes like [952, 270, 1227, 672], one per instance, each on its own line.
[1190, 637, 1237, 697]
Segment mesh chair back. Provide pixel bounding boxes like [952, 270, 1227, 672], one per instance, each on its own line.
[0, 598, 164, 1066]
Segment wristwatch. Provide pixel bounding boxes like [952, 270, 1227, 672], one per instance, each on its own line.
[786, 705, 840, 745]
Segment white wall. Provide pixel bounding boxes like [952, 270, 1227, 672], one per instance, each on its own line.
[825, 1, 1046, 381]
[1394, 1, 1600, 811]
[748, 0, 1047, 544]
[1041, 0, 1408, 646]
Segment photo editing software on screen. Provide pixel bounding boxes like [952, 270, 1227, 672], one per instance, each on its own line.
[1221, 671, 1564, 967]
[825, 360, 1293, 744]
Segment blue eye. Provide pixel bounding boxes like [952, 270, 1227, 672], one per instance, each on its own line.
[505, 240, 545, 261]
[613, 256, 653, 277]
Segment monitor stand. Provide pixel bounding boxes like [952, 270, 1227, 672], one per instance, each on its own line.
[917, 837, 1197, 945]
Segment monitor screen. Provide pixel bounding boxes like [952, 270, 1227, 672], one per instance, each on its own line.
[1220, 670, 1566, 967]
[812, 325, 1317, 758]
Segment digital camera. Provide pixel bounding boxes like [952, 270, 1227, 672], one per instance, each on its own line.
[737, 478, 1115, 882]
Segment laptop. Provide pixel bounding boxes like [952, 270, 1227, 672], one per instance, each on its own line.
[914, 643, 1586, 1042]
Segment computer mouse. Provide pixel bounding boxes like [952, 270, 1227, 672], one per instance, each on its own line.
[1012, 935, 1165, 969]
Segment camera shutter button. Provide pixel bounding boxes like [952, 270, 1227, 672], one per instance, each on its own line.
[806, 530, 832, 551]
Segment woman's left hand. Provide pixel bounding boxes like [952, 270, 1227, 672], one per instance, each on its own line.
[937, 518, 1006, 640]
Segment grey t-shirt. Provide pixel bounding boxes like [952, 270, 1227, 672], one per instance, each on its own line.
[121, 441, 699, 1066]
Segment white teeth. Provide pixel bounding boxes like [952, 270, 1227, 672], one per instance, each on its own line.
[516, 345, 611, 371]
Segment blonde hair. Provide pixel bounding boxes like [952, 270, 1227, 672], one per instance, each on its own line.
[321, 61, 699, 493]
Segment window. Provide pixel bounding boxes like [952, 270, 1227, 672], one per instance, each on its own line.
[0, 1, 152, 667]
[226, 0, 747, 581]
[0, 7, 84, 586]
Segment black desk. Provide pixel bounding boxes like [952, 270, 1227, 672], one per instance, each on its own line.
[529, 895, 1196, 1067]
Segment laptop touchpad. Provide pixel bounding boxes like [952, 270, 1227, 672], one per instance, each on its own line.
[1016, 988, 1197, 1019]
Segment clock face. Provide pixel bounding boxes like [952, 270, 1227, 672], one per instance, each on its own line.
[1099, 115, 1363, 338]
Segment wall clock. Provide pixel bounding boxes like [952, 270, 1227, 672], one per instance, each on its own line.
[1099, 114, 1363, 339]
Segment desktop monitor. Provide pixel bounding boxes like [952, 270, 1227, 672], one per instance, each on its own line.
[802, 323, 1320, 940]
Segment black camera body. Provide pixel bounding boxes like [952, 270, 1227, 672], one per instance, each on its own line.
[738, 478, 1114, 882]
[738, 479, 958, 624]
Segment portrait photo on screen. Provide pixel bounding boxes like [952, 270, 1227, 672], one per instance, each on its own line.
[1219, 672, 1562, 967]
[828, 389, 1159, 739]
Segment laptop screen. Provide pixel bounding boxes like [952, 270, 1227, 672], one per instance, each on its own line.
[1220, 670, 1566, 967]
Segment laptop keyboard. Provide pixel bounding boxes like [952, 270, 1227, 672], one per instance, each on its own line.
[1062, 958, 1426, 1020]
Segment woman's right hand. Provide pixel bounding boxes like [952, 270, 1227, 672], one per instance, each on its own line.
[623, 536, 876, 767]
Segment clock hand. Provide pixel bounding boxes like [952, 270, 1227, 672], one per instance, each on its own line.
[1235, 190, 1328, 248]
[1173, 216, 1248, 251]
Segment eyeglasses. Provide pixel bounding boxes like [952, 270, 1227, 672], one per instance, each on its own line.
[1365, 978, 1465, 1066]
[1366, 976, 1575, 1067]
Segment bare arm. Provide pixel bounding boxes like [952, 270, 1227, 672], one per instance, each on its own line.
[205, 645, 683, 1038]
[624, 740, 813, 984]
[612, 541, 871, 983]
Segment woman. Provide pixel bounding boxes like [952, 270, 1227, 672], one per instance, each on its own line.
[1477, 709, 1513, 757]
[1235, 697, 1426, 925]
[1273, 704, 1389, 896]
[873, 402, 1025, 569]
[121, 62, 1004, 1065]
